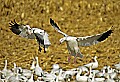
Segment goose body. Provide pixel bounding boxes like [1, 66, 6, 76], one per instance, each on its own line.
[50, 18, 112, 62]
[84, 56, 98, 69]
[9, 20, 51, 53]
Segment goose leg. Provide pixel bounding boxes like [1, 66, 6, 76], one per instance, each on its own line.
[39, 46, 42, 52]
[74, 53, 83, 63]
[43, 45, 46, 53]
[68, 55, 71, 63]
[73, 54, 77, 63]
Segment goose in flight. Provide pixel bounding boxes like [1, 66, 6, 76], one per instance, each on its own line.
[50, 18, 112, 62]
[9, 20, 51, 53]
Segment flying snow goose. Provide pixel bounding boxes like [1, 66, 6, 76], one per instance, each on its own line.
[9, 20, 51, 53]
[50, 18, 113, 62]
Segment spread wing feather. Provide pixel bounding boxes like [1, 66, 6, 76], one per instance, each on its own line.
[50, 18, 68, 36]
[77, 30, 112, 46]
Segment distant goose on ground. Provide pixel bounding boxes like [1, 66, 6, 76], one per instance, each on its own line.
[34, 57, 43, 77]
[9, 20, 51, 53]
[114, 62, 120, 70]
[84, 56, 98, 69]
[2, 60, 13, 78]
[50, 18, 113, 62]
[76, 68, 88, 82]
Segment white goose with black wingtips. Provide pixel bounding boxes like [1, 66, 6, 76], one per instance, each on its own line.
[50, 18, 112, 62]
[9, 20, 51, 53]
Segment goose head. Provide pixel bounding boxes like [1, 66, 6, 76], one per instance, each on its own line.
[94, 56, 97, 60]
[24, 25, 32, 35]
[59, 37, 67, 44]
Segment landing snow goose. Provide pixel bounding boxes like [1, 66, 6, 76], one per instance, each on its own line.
[50, 18, 112, 62]
[9, 20, 51, 53]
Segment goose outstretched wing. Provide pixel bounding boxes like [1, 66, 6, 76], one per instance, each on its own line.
[9, 20, 22, 35]
[77, 29, 112, 46]
[9, 20, 32, 38]
[50, 18, 68, 36]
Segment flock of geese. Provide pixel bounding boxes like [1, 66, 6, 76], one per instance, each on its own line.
[9, 18, 112, 62]
[0, 56, 120, 82]
[5, 18, 118, 82]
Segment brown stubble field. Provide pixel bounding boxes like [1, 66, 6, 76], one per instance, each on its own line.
[0, 0, 120, 72]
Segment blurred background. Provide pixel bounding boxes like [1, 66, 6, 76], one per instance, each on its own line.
[0, 0, 120, 71]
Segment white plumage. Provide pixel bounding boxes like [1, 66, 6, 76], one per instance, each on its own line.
[84, 56, 98, 69]
[9, 20, 51, 53]
[50, 18, 112, 62]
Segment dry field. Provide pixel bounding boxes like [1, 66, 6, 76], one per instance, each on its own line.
[0, 0, 120, 72]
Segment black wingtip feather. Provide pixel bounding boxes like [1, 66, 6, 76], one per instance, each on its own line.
[9, 20, 21, 35]
[50, 18, 61, 31]
[9, 20, 19, 29]
[97, 30, 113, 41]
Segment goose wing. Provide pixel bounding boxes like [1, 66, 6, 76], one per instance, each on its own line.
[9, 20, 33, 39]
[33, 29, 51, 46]
[33, 32, 51, 46]
[50, 18, 68, 36]
[9, 20, 22, 35]
[77, 29, 112, 46]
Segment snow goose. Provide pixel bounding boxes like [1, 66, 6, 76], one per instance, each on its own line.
[88, 72, 105, 82]
[104, 73, 115, 82]
[12, 63, 22, 74]
[35, 77, 44, 82]
[96, 69, 105, 77]
[50, 64, 60, 75]
[9, 20, 51, 53]
[55, 69, 65, 82]
[12, 62, 32, 79]
[84, 56, 98, 69]
[114, 62, 120, 70]
[0, 71, 6, 82]
[50, 18, 113, 62]
[7, 69, 21, 82]
[76, 68, 88, 82]
[30, 59, 35, 70]
[12, 63, 29, 81]
[27, 73, 34, 82]
[63, 69, 76, 81]
[104, 66, 117, 79]
[78, 66, 89, 72]
[42, 73, 56, 82]
[2, 60, 13, 78]
[21, 69, 32, 79]
[34, 57, 43, 77]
